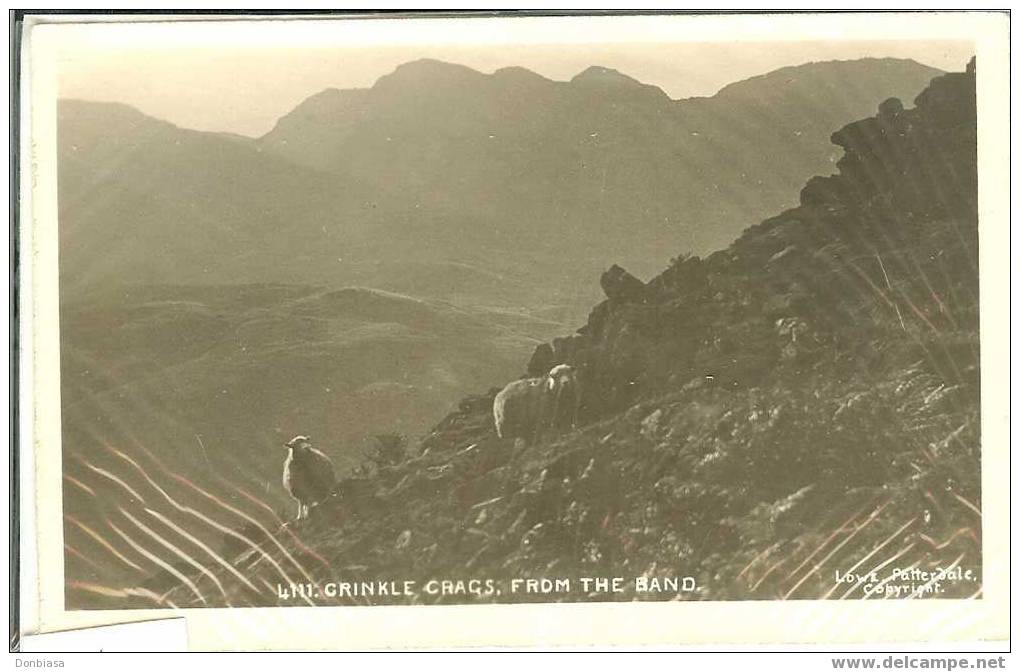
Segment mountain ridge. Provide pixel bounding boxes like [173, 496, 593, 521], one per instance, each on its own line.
[60, 57, 943, 141]
[57, 57, 944, 312]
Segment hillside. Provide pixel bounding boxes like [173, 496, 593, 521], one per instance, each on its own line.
[59, 58, 941, 312]
[260, 57, 942, 269]
[58, 283, 565, 596]
[63, 60, 980, 608]
[58, 102, 371, 298]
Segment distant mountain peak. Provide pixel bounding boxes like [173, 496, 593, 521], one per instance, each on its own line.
[571, 65, 635, 85]
[394, 57, 475, 72]
[570, 65, 669, 100]
[59, 98, 166, 124]
[57, 99, 182, 144]
[492, 65, 554, 85]
[573, 65, 630, 80]
[375, 58, 487, 89]
[713, 57, 943, 100]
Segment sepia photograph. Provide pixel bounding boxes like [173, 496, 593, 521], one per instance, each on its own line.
[14, 10, 1010, 651]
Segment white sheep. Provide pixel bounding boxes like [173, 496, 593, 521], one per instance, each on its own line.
[282, 435, 337, 520]
[547, 364, 582, 430]
[493, 364, 581, 444]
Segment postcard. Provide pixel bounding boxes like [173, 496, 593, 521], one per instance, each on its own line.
[15, 11, 1010, 651]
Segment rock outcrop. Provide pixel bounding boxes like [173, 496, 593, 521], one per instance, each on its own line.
[600, 264, 647, 303]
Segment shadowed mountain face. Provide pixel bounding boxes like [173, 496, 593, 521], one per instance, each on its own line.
[58, 102, 381, 299]
[60, 58, 941, 311]
[258, 58, 942, 274]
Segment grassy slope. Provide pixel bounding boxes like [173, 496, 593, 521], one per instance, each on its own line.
[59, 284, 565, 603]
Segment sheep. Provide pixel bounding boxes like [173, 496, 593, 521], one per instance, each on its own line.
[282, 435, 337, 520]
[547, 364, 582, 430]
[493, 364, 581, 444]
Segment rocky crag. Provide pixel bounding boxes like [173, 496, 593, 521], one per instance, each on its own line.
[108, 61, 979, 609]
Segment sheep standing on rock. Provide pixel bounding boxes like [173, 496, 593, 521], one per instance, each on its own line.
[547, 364, 582, 430]
[493, 364, 582, 444]
[282, 435, 336, 521]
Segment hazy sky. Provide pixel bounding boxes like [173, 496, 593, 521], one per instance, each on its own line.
[55, 19, 973, 137]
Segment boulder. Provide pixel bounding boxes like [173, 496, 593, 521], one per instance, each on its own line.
[552, 333, 586, 362]
[600, 264, 647, 303]
[582, 299, 613, 337]
[526, 342, 555, 377]
[799, 175, 846, 207]
[877, 97, 904, 120]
